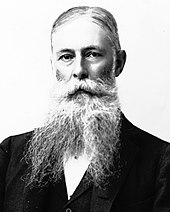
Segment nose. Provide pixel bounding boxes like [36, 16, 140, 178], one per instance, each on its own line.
[72, 55, 88, 80]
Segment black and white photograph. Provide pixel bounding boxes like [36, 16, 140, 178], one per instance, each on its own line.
[0, 0, 170, 211]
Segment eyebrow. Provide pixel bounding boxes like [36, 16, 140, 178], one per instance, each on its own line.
[83, 45, 104, 51]
[56, 48, 75, 55]
[56, 45, 105, 55]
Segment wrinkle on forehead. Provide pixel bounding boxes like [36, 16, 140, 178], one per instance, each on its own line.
[51, 17, 113, 52]
[52, 15, 97, 32]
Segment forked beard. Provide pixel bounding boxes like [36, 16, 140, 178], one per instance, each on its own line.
[25, 78, 122, 188]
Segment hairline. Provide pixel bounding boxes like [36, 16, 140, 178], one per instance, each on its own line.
[50, 6, 121, 52]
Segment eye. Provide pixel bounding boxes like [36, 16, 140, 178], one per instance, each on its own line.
[59, 54, 74, 62]
[85, 51, 102, 60]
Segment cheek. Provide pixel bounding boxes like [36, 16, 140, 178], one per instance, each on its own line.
[55, 69, 65, 81]
[55, 64, 72, 82]
[90, 60, 113, 78]
[105, 60, 115, 77]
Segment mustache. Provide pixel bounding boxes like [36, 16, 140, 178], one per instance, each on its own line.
[56, 79, 115, 100]
[68, 85, 106, 99]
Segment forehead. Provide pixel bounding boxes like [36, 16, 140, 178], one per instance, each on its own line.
[51, 17, 112, 51]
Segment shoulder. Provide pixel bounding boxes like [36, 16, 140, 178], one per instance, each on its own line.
[0, 131, 33, 158]
[0, 132, 34, 210]
[121, 115, 170, 163]
[0, 131, 33, 183]
[122, 115, 169, 146]
[121, 115, 170, 184]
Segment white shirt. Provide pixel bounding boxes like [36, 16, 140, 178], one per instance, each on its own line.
[64, 154, 91, 200]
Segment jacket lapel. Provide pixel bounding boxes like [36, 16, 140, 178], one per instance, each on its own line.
[90, 116, 140, 212]
[90, 139, 140, 212]
[66, 171, 92, 205]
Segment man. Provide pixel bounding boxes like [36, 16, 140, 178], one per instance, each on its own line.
[0, 6, 170, 212]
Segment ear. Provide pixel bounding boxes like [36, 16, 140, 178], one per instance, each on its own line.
[115, 50, 126, 77]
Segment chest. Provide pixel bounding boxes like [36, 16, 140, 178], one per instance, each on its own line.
[64, 155, 90, 199]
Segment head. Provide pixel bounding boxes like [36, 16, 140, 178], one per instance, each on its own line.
[25, 6, 126, 188]
[51, 6, 126, 82]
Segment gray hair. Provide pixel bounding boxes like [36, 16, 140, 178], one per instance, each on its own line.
[51, 6, 121, 51]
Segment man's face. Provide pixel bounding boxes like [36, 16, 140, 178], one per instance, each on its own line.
[51, 17, 114, 83]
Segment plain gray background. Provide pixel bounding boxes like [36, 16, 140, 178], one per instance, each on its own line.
[0, 0, 170, 142]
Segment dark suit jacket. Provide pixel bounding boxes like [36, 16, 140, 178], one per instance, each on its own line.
[0, 115, 170, 212]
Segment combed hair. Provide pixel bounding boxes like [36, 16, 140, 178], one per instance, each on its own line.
[51, 6, 121, 51]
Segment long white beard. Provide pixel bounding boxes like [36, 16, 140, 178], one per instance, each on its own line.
[25, 78, 122, 188]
